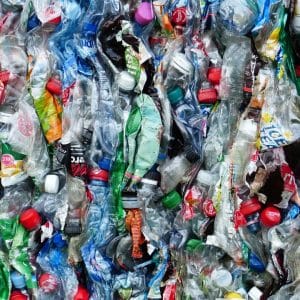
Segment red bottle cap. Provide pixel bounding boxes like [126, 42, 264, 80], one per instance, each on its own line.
[197, 87, 217, 104]
[240, 197, 262, 216]
[0, 70, 10, 84]
[295, 65, 300, 77]
[171, 7, 187, 26]
[207, 67, 222, 85]
[48, 16, 61, 25]
[203, 199, 216, 217]
[38, 273, 59, 293]
[73, 286, 89, 300]
[19, 208, 42, 231]
[260, 206, 281, 227]
[46, 77, 62, 95]
[10, 291, 28, 300]
[88, 168, 109, 182]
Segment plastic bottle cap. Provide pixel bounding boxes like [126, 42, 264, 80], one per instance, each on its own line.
[196, 170, 215, 187]
[10, 271, 26, 289]
[249, 252, 265, 273]
[186, 239, 204, 252]
[118, 71, 136, 92]
[44, 174, 60, 194]
[88, 168, 109, 182]
[238, 119, 257, 139]
[38, 273, 59, 293]
[73, 286, 90, 300]
[197, 87, 217, 104]
[19, 208, 42, 231]
[167, 86, 184, 105]
[240, 198, 262, 216]
[203, 199, 216, 217]
[27, 14, 41, 31]
[211, 269, 232, 288]
[248, 286, 263, 300]
[171, 7, 187, 26]
[225, 292, 244, 299]
[0, 70, 10, 84]
[170, 52, 193, 76]
[162, 191, 182, 209]
[98, 157, 111, 171]
[48, 16, 61, 25]
[207, 67, 222, 85]
[53, 234, 67, 248]
[60, 132, 72, 145]
[134, 2, 155, 26]
[260, 206, 281, 227]
[46, 77, 62, 95]
[295, 65, 300, 78]
[10, 291, 27, 300]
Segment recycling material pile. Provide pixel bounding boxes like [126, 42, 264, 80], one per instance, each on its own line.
[1, 0, 300, 299]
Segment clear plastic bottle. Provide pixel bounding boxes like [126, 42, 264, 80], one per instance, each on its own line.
[86, 167, 116, 245]
[81, 167, 116, 299]
[230, 118, 258, 186]
[64, 175, 87, 236]
[167, 86, 203, 157]
[165, 52, 194, 89]
[159, 147, 199, 194]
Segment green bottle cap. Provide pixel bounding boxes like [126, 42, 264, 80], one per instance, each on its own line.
[186, 239, 204, 252]
[162, 190, 182, 209]
[167, 86, 184, 105]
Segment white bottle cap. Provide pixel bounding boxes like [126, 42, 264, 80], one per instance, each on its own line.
[170, 52, 194, 76]
[238, 119, 257, 140]
[44, 174, 60, 194]
[118, 71, 136, 92]
[60, 131, 72, 145]
[292, 15, 300, 34]
[196, 170, 215, 187]
[248, 287, 263, 300]
[211, 269, 232, 288]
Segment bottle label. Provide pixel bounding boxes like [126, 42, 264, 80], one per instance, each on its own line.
[260, 122, 290, 149]
[79, 38, 97, 57]
[55, 142, 71, 166]
[69, 143, 87, 177]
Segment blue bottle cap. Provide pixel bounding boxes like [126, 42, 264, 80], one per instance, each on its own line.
[10, 271, 26, 289]
[157, 153, 167, 161]
[27, 14, 41, 31]
[53, 234, 67, 248]
[83, 22, 97, 34]
[167, 86, 184, 105]
[98, 157, 111, 171]
[249, 252, 265, 273]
